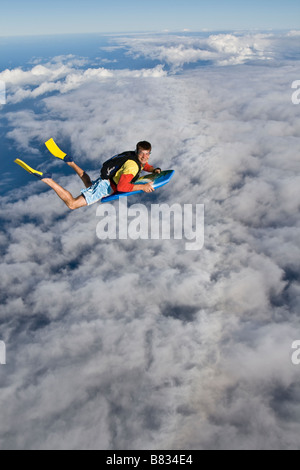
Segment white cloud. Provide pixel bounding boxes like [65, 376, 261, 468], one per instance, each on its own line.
[287, 30, 300, 36]
[115, 32, 277, 68]
[1, 58, 166, 104]
[1, 32, 300, 450]
[2, 31, 300, 106]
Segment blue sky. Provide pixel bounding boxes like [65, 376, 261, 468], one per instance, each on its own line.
[1, 0, 300, 36]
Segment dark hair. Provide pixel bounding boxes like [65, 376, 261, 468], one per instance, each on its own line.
[136, 141, 152, 153]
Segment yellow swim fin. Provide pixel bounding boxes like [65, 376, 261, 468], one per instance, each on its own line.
[45, 138, 72, 162]
[14, 159, 52, 179]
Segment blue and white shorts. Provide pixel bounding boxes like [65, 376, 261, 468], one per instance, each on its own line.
[81, 178, 113, 205]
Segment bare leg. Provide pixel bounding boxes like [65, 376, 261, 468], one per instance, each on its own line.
[66, 161, 92, 188]
[42, 177, 87, 210]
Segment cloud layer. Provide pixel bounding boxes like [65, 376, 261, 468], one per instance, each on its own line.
[113, 31, 300, 67]
[0, 31, 300, 450]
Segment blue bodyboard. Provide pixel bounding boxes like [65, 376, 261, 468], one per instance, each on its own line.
[101, 170, 175, 203]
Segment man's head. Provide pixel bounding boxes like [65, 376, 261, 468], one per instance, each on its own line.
[136, 141, 152, 165]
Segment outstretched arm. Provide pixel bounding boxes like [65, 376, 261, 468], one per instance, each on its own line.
[132, 182, 155, 193]
[116, 174, 155, 193]
[143, 163, 161, 174]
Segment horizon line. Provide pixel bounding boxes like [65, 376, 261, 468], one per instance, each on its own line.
[0, 28, 297, 40]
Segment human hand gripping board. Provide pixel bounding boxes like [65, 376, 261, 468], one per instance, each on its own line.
[101, 170, 175, 203]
